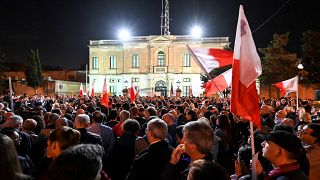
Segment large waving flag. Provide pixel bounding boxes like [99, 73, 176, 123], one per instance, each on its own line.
[187, 46, 233, 73]
[130, 82, 137, 102]
[273, 76, 298, 96]
[91, 81, 95, 97]
[204, 68, 232, 96]
[101, 78, 109, 107]
[79, 83, 84, 96]
[231, 5, 262, 128]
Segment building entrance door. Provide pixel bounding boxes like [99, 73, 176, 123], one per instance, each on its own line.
[155, 80, 167, 97]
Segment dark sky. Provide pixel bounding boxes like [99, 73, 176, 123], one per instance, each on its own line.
[1, 0, 319, 69]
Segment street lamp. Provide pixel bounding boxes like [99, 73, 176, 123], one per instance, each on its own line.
[191, 26, 203, 38]
[118, 29, 131, 41]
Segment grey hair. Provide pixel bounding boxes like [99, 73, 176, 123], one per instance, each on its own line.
[147, 118, 168, 140]
[75, 114, 90, 124]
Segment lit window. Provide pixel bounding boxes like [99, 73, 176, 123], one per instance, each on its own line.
[158, 51, 165, 66]
[110, 56, 117, 69]
[92, 57, 99, 69]
[109, 86, 117, 96]
[183, 86, 190, 97]
[183, 53, 190, 67]
[132, 54, 139, 68]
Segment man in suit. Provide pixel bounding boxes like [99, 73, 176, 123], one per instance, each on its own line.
[126, 118, 173, 180]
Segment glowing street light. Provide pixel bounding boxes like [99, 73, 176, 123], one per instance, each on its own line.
[191, 26, 202, 38]
[118, 29, 130, 41]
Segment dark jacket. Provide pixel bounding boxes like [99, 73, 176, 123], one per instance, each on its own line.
[126, 140, 173, 180]
[77, 128, 103, 146]
[107, 133, 137, 180]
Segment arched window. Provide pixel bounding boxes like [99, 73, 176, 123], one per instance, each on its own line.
[157, 51, 165, 66]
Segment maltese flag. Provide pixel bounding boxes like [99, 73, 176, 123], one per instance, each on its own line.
[187, 46, 233, 73]
[204, 68, 232, 96]
[101, 78, 109, 107]
[79, 83, 84, 96]
[231, 5, 262, 128]
[273, 76, 298, 96]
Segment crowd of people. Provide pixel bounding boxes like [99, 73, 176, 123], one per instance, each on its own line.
[0, 93, 319, 180]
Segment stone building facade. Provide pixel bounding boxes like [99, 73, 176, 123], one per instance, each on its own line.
[88, 35, 230, 97]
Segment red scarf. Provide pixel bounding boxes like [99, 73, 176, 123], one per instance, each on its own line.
[267, 163, 300, 179]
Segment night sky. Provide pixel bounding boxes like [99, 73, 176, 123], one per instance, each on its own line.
[1, 0, 319, 69]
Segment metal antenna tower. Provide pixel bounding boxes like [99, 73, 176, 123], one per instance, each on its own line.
[160, 0, 170, 35]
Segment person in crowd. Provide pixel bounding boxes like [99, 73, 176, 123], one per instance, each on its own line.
[46, 127, 80, 159]
[162, 121, 226, 180]
[48, 144, 105, 180]
[188, 159, 228, 180]
[35, 127, 81, 179]
[106, 109, 119, 128]
[274, 109, 287, 125]
[89, 110, 114, 157]
[113, 110, 130, 137]
[186, 109, 198, 122]
[1, 128, 34, 177]
[75, 114, 102, 145]
[215, 114, 234, 173]
[0, 134, 32, 180]
[55, 117, 69, 129]
[162, 113, 176, 147]
[176, 105, 187, 126]
[127, 118, 173, 180]
[300, 123, 320, 180]
[2, 115, 33, 157]
[108, 119, 141, 180]
[254, 130, 309, 180]
[231, 145, 252, 180]
[130, 106, 146, 128]
[22, 119, 38, 141]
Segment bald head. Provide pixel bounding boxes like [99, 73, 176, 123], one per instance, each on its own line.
[22, 119, 37, 131]
[76, 109, 85, 116]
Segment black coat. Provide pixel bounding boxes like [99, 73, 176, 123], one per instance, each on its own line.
[107, 133, 137, 180]
[126, 140, 173, 180]
[77, 128, 103, 146]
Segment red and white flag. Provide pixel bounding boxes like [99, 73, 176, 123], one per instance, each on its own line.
[130, 82, 137, 103]
[273, 76, 298, 96]
[187, 46, 233, 73]
[101, 78, 109, 107]
[231, 5, 262, 128]
[79, 83, 83, 96]
[91, 81, 95, 97]
[204, 68, 232, 96]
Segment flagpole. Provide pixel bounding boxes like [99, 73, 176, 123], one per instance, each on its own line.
[186, 44, 224, 97]
[86, 64, 88, 95]
[250, 121, 257, 180]
[296, 75, 299, 111]
[9, 77, 14, 111]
